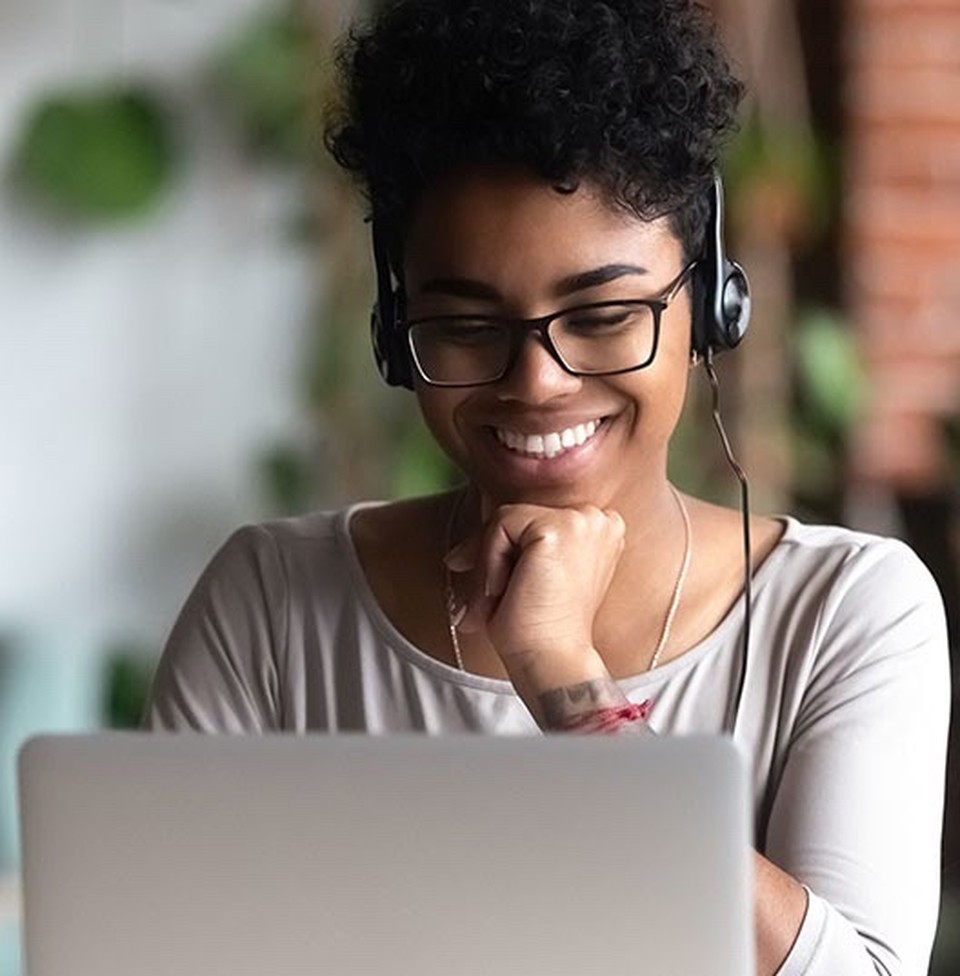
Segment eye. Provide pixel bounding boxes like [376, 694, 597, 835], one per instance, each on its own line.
[416, 319, 504, 347]
[562, 305, 649, 334]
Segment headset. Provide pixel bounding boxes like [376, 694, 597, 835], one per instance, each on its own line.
[691, 173, 751, 359]
[368, 173, 753, 734]
[369, 173, 751, 389]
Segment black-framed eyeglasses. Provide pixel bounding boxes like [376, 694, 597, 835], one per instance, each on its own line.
[403, 261, 698, 387]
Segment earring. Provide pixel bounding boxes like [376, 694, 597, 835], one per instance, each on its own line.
[690, 348, 701, 368]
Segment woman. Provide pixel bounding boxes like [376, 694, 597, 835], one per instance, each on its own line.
[143, 1, 950, 973]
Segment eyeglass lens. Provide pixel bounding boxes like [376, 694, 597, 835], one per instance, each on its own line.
[409, 303, 658, 384]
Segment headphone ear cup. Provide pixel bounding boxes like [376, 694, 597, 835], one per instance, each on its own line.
[370, 294, 414, 390]
[370, 305, 392, 384]
[719, 260, 750, 349]
[690, 175, 751, 357]
[690, 261, 711, 358]
[370, 222, 414, 390]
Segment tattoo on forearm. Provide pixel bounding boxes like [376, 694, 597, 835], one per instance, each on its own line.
[539, 678, 654, 736]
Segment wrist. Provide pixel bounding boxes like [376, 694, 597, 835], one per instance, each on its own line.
[531, 664, 654, 736]
[507, 644, 608, 697]
[509, 647, 630, 730]
[551, 700, 655, 735]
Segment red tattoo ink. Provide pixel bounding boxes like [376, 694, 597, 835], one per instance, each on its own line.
[556, 699, 653, 734]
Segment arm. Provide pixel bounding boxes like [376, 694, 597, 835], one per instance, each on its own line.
[141, 525, 285, 732]
[454, 507, 950, 976]
[757, 539, 949, 975]
[521, 611, 948, 976]
[529, 671, 808, 974]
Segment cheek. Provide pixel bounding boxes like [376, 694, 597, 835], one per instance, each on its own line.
[623, 343, 691, 441]
[628, 385, 688, 449]
[414, 387, 468, 460]
[645, 306, 693, 431]
[663, 367, 692, 434]
[661, 364, 692, 436]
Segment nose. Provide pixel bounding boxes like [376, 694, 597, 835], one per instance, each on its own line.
[494, 330, 582, 404]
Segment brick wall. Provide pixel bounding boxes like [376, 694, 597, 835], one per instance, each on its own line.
[845, 0, 960, 492]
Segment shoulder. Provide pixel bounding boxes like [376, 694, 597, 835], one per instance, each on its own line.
[215, 505, 371, 581]
[226, 506, 345, 554]
[349, 494, 450, 550]
[774, 518, 941, 608]
[348, 492, 453, 588]
[209, 495, 450, 615]
[765, 518, 948, 686]
[172, 506, 380, 634]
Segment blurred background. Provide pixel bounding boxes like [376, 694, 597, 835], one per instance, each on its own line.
[0, 0, 957, 973]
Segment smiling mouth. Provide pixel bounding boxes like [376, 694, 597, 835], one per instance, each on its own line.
[492, 418, 605, 459]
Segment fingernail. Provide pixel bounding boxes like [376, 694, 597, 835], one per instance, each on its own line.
[484, 577, 505, 598]
[443, 546, 472, 572]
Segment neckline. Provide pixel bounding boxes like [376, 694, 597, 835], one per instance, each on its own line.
[336, 501, 798, 694]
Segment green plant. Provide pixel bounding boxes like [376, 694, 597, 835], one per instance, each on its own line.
[211, 6, 315, 162]
[791, 308, 865, 514]
[11, 87, 176, 220]
[102, 647, 157, 729]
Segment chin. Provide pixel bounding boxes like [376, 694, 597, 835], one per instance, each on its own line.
[471, 474, 618, 512]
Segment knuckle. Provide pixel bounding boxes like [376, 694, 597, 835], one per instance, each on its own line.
[539, 525, 561, 548]
[572, 504, 601, 529]
[607, 508, 626, 535]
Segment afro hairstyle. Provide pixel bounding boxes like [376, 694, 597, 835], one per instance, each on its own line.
[325, 0, 745, 266]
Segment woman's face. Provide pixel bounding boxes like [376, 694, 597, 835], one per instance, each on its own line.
[403, 166, 693, 514]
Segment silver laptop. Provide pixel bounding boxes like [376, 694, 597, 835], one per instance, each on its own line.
[19, 733, 753, 976]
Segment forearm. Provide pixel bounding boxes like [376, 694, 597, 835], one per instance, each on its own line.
[507, 650, 650, 732]
[507, 646, 617, 729]
[527, 668, 807, 974]
[753, 851, 807, 976]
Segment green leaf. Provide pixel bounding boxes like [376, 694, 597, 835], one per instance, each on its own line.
[12, 88, 176, 220]
[102, 648, 157, 729]
[795, 309, 865, 434]
[258, 443, 316, 514]
[212, 8, 314, 161]
[390, 419, 459, 499]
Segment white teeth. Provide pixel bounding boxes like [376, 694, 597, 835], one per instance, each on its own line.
[543, 432, 562, 457]
[494, 419, 603, 458]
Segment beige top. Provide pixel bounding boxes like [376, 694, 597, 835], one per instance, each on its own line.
[144, 504, 950, 976]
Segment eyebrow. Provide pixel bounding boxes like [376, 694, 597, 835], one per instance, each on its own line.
[556, 263, 650, 296]
[416, 263, 650, 301]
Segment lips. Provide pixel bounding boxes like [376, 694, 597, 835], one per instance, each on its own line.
[492, 418, 603, 459]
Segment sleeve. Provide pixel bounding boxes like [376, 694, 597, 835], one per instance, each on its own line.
[766, 539, 951, 976]
[141, 524, 288, 732]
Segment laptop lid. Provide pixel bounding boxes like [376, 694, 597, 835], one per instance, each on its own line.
[19, 733, 753, 976]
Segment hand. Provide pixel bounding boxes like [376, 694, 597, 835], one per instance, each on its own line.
[444, 502, 627, 678]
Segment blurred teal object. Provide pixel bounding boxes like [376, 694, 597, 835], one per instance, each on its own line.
[11, 87, 176, 220]
[0, 633, 103, 976]
[0, 632, 103, 875]
[0, 919, 21, 976]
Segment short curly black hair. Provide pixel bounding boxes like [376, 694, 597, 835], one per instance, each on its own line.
[325, 0, 744, 266]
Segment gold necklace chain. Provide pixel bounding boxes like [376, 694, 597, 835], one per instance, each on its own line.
[649, 484, 692, 670]
[443, 490, 469, 671]
[442, 485, 692, 674]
